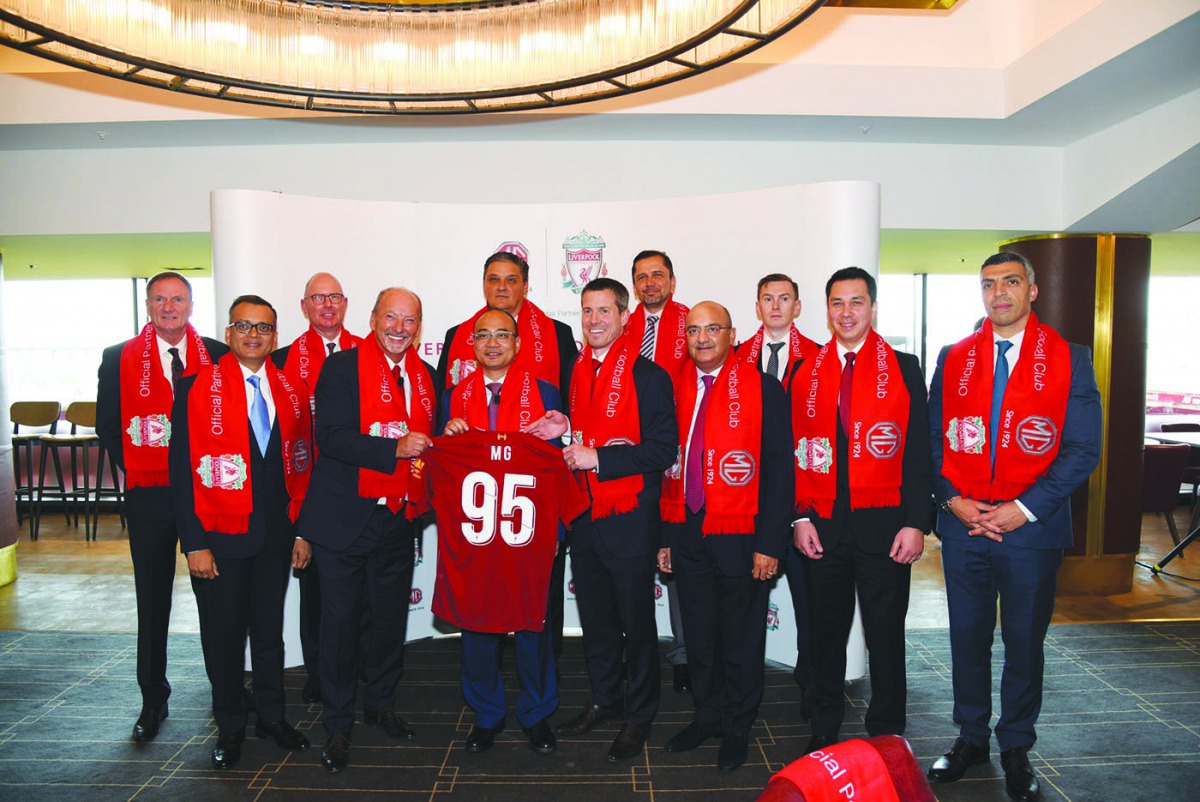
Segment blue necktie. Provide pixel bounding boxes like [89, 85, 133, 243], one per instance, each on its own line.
[990, 340, 1012, 470]
[247, 375, 271, 457]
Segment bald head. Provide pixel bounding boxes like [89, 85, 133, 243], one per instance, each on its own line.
[685, 301, 736, 374]
[301, 272, 348, 339]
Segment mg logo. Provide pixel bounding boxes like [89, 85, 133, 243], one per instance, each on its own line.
[718, 450, 757, 486]
[409, 588, 423, 606]
[654, 584, 663, 600]
[866, 422, 902, 459]
[1016, 415, 1058, 455]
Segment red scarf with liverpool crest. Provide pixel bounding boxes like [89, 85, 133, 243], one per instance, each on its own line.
[941, 314, 1070, 501]
[188, 353, 312, 534]
[283, 326, 360, 388]
[628, 298, 690, 378]
[449, 366, 547, 431]
[661, 357, 763, 534]
[445, 301, 561, 389]
[357, 336, 436, 516]
[569, 335, 643, 518]
[793, 330, 909, 519]
[120, 322, 214, 488]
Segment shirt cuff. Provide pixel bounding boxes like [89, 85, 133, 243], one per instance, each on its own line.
[1013, 498, 1037, 523]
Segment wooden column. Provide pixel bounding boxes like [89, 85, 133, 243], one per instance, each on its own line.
[1001, 234, 1150, 595]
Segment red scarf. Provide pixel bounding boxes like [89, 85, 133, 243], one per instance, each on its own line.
[445, 301, 562, 388]
[941, 314, 1071, 501]
[736, 324, 819, 379]
[449, 366, 547, 431]
[771, 738, 910, 802]
[187, 354, 312, 534]
[792, 330, 909, 518]
[627, 298, 690, 378]
[661, 358, 762, 534]
[283, 326, 360, 388]
[569, 335, 644, 518]
[356, 336, 436, 516]
[119, 323, 214, 488]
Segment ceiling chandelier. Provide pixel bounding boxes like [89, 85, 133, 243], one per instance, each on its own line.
[0, 0, 828, 114]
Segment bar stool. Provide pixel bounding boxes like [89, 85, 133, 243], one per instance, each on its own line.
[10, 401, 61, 536]
[32, 401, 101, 540]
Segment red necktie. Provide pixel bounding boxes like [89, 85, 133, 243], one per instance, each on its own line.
[839, 352, 855, 435]
[685, 375, 715, 514]
[392, 364, 408, 415]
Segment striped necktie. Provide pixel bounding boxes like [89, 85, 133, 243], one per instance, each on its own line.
[640, 315, 659, 360]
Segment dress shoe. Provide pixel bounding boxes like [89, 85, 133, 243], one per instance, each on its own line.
[524, 719, 557, 754]
[132, 704, 168, 742]
[321, 733, 351, 774]
[464, 722, 505, 753]
[301, 676, 321, 704]
[555, 704, 620, 736]
[803, 735, 838, 755]
[717, 733, 748, 773]
[255, 720, 310, 751]
[363, 707, 415, 740]
[1001, 747, 1041, 801]
[928, 738, 990, 783]
[799, 686, 812, 722]
[673, 664, 692, 694]
[607, 722, 648, 762]
[211, 729, 245, 770]
[664, 721, 721, 752]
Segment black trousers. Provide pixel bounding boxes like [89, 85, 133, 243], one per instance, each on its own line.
[191, 540, 292, 734]
[569, 517, 660, 726]
[672, 509, 770, 739]
[127, 513, 179, 709]
[806, 531, 911, 739]
[315, 507, 416, 737]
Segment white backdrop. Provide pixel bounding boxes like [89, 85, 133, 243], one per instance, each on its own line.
[217, 182, 878, 674]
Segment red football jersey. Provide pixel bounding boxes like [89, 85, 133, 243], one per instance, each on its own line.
[422, 431, 590, 634]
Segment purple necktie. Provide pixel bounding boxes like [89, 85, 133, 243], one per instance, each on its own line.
[839, 352, 855, 435]
[487, 382, 501, 431]
[685, 375, 715, 514]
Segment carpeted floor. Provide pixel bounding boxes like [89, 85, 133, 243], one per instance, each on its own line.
[0, 622, 1197, 801]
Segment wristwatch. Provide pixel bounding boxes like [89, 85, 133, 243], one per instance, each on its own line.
[938, 496, 959, 514]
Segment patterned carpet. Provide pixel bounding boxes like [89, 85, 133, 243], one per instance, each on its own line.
[0, 621, 1197, 801]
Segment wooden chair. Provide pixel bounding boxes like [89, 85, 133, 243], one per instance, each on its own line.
[1141, 443, 1191, 548]
[10, 401, 61, 536]
[33, 401, 103, 540]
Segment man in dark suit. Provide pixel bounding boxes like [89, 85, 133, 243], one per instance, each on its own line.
[97, 270, 228, 742]
[438, 308, 573, 755]
[435, 249, 578, 658]
[658, 301, 794, 773]
[272, 271, 361, 705]
[299, 287, 439, 775]
[657, 298, 796, 768]
[170, 295, 313, 769]
[534, 278, 676, 762]
[926, 252, 1101, 802]
[792, 267, 932, 755]
[735, 273, 820, 718]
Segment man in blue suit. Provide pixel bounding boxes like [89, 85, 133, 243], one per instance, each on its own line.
[927, 252, 1101, 802]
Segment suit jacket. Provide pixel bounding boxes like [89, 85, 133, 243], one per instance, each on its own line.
[929, 341, 1102, 550]
[664, 370, 795, 574]
[297, 348, 441, 551]
[808, 351, 934, 554]
[436, 318, 578, 402]
[168, 373, 294, 559]
[96, 335, 229, 519]
[586, 356, 679, 559]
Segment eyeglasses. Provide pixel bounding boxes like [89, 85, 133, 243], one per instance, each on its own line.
[308, 293, 345, 305]
[685, 324, 733, 337]
[474, 330, 515, 343]
[228, 320, 276, 335]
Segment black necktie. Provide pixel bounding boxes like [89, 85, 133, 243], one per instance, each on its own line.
[766, 342, 785, 380]
[326, 342, 336, 357]
[168, 347, 184, 391]
[839, 352, 855, 435]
